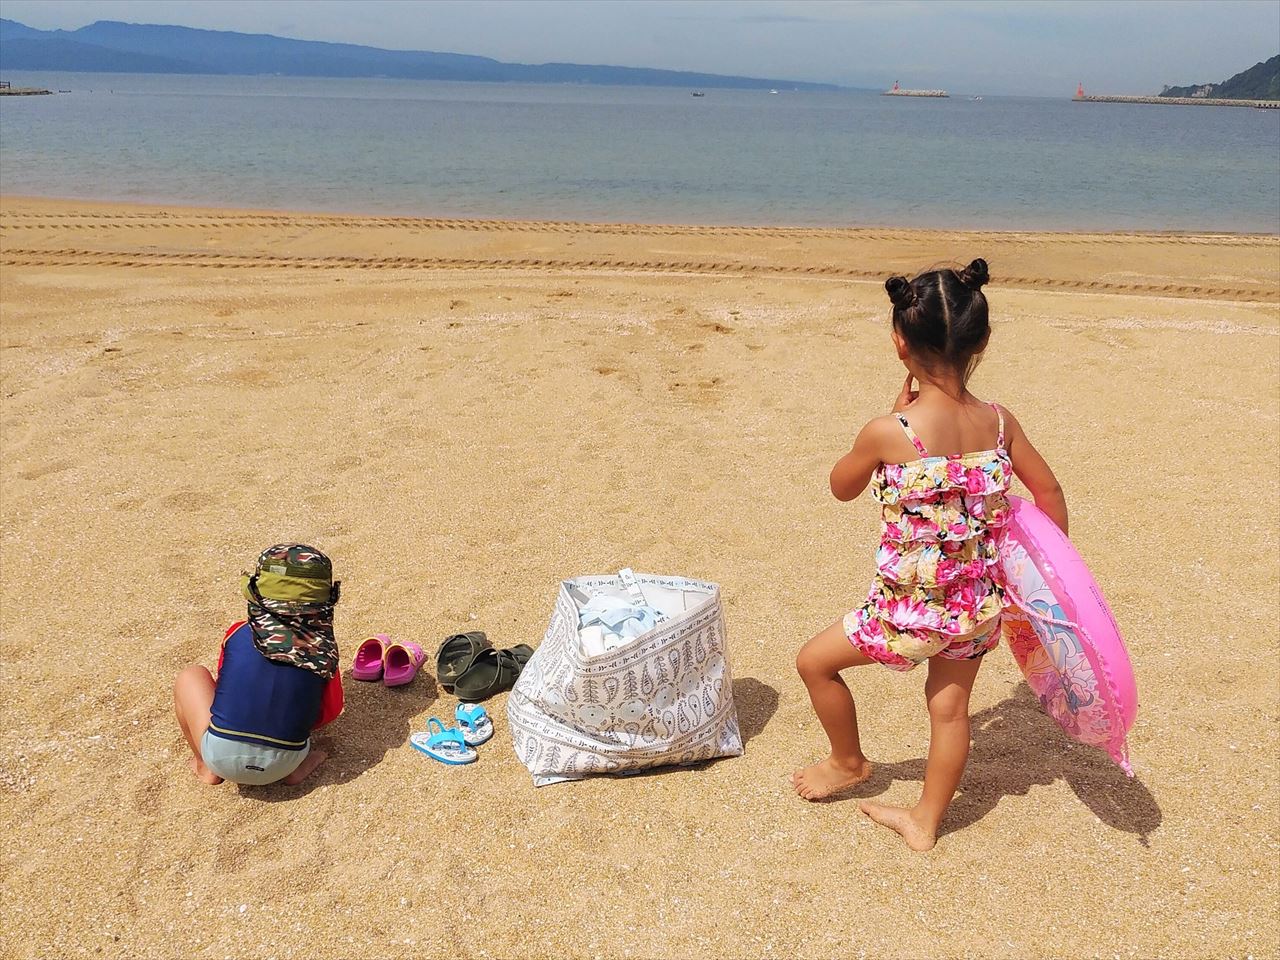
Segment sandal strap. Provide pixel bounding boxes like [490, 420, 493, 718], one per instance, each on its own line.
[422, 717, 467, 750]
[431, 728, 465, 749]
[455, 703, 487, 729]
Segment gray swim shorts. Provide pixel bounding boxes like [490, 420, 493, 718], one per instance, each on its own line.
[200, 730, 309, 786]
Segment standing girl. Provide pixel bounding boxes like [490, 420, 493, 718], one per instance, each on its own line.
[792, 259, 1067, 851]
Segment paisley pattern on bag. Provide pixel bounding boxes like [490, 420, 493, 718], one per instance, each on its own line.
[507, 574, 743, 785]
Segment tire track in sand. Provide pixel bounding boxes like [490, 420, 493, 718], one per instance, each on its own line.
[1, 246, 1274, 302]
[1, 211, 1276, 248]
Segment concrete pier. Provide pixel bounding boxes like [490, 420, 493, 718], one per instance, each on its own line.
[1074, 94, 1279, 109]
[883, 89, 949, 98]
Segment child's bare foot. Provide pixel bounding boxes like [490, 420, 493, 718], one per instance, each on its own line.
[189, 756, 223, 786]
[283, 749, 327, 786]
[791, 756, 872, 800]
[858, 801, 937, 851]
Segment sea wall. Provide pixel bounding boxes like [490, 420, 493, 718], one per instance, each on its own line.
[1075, 94, 1279, 109]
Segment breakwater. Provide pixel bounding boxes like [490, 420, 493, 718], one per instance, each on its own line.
[884, 89, 949, 98]
[1075, 94, 1279, 109]
[0, 86, 53, 96]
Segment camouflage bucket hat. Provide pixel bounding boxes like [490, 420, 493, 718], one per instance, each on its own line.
[240, 544, 340, 678]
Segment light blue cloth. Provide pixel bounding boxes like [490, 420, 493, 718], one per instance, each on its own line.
[577, 595, 662, 650]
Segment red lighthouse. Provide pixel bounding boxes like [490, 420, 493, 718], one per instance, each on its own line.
[1076, 82, 1084, 98]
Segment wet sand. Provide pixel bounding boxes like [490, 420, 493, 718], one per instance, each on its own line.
[1, 196, 1277, 959]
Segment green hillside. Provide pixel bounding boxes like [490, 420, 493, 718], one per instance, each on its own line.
[1161, 54, 1280, 100]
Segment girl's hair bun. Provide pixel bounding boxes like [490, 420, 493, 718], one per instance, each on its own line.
[885, 275, 916, 309]
[959, 258, 989, 290]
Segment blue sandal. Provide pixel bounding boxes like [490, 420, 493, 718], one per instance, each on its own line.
[409, 718, 478, 765]
[455, 703, 494, 747]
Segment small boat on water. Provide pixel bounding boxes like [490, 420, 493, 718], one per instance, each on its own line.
[769, 89, 779, 95]
[690, 91, 705, 97]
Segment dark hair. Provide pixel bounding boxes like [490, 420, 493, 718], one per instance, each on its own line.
[885, 258, 990, 380]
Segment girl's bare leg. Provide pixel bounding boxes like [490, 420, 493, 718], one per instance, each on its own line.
[792, 620, 876, 799]
[173, 665, 223, 785]
[860, 654, 982, 850]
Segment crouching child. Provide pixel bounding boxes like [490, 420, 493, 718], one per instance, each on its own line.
[174, 544, 344, 786]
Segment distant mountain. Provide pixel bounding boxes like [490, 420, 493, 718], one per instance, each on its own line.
[0, 18, 839, 90]
[0, 38, 208, 73]
[1161, 54, 1279, 100]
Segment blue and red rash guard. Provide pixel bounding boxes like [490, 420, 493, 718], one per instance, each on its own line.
[208, 621, 344, 750]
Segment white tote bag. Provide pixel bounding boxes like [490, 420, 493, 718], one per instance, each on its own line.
[507, 571, 743, 785]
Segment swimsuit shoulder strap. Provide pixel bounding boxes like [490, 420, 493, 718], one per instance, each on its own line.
[990, 403, 1006, 451]
[893, 413, 929, 457]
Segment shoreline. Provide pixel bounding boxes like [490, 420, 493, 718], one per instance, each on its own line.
[2, 193, 1278, 240]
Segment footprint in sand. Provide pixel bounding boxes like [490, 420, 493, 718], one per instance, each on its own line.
[162, 489, 219, 512]
[669, 376, 725, 407]
[19, 458, 74, 480]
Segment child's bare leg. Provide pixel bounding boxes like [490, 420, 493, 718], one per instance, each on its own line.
[792, 620, 875, 799]
[173, 665, 222, 785]
[282, 748, 327, 786]
[860, 654, 981, 850]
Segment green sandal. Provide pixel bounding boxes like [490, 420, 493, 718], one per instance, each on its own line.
[453, 644, 534, 702]
[436, 631, 492, 691]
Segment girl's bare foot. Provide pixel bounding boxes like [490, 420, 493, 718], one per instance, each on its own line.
[858, 801, 936, 851]
[791, 756, 872, 800]
[189, 756, 223, 786]
[283, 748, 327, 786]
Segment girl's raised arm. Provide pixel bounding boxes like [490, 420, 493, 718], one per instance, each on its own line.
[1003, 407, 1069, 534]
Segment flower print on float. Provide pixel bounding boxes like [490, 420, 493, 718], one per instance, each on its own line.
[998, 496, 1136, 774]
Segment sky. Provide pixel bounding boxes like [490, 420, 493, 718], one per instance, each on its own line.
[3, 0, 1278, 97]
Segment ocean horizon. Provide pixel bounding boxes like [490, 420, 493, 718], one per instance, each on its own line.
[1, 72, 1278, 233]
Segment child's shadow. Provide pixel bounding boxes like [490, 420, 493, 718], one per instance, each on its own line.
[251, 671, 436, 801]
[846, 682, 1162, 845]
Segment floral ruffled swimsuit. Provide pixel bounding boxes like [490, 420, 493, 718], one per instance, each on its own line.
[844, 403, 1012, 672]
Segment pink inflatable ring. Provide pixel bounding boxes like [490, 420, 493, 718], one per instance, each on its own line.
[998, 496, 1138, 775]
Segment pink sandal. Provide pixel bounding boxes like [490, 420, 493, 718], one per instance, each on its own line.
[352, 634, 391, 682]
[382, 639, 428, 687]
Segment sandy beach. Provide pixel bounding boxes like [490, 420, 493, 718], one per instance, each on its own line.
[1, 196, 1277, 959]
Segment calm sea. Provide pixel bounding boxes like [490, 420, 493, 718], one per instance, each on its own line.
[1, 72, 1278, 232]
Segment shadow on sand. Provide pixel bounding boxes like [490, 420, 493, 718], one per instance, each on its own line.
[837, 681, 1162, 845]
[249, 669, 436, 801]
[734, 676, 780, 744]
[250, 675, 780, 795]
